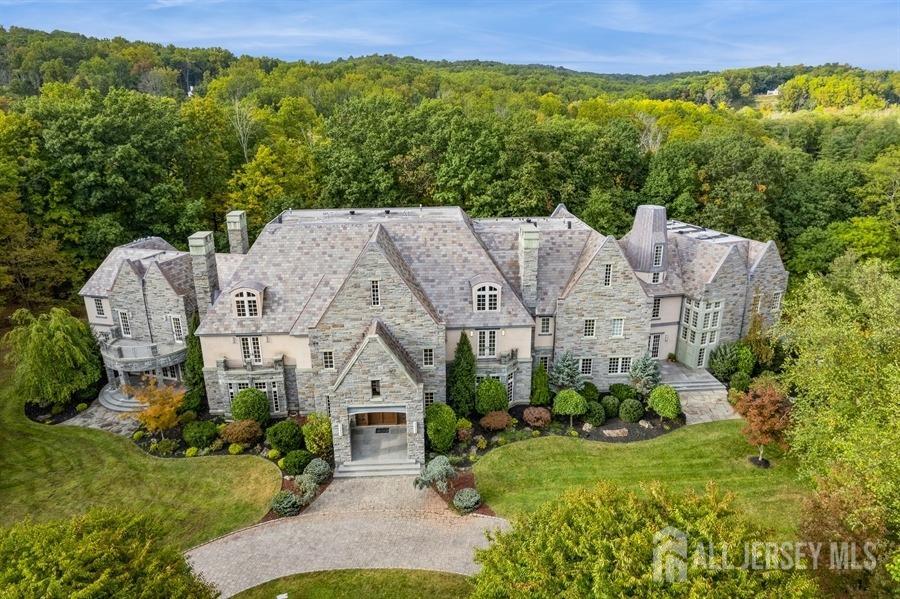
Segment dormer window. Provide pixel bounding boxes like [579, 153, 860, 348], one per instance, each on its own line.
[234, 290, 260, 318]
[474, 284, 500, 312]
[653, 244, 664, 268]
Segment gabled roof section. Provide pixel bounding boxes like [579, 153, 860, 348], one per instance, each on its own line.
[332, 319, 423, 391]
[560, 231, 611, 298]
[80, 237, 185, 297]
[550, 203, 576, 219]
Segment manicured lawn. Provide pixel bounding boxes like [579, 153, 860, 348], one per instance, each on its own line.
[234, 569, 473, 599]
[474, 420, 807, 536]
[0, 379, 282, 549]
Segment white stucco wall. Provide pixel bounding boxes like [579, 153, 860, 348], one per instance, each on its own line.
[533, 316, 554, 348]
[200, 334, 311, 368]
[84, 296, 114, 326]
[445, 326, 532, 361]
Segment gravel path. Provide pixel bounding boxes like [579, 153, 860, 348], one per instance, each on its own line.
[186, 476, 508, 597]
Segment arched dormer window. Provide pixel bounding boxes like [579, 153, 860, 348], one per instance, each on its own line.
[474, 284, 500, 312]
[234, 290, 260, 318]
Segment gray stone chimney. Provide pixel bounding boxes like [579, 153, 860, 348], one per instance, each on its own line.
[188, 231, 219, 317]
[518, 224, 540, 310]
[226, 210, 249, 254]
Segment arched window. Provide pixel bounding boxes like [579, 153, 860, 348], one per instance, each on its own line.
[474, 284, 500, 312]
[235, 291, 259, 318]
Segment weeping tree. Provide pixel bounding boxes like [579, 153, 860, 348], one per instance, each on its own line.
[2, 308, 101, 407]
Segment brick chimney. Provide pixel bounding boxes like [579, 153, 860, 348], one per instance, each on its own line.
[518, 224, 540, 310]
[188, 231, 219, 317]
[226, 210, 249, 254]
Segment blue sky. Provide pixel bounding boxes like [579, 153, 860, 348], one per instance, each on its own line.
[1, 0, 898, 74]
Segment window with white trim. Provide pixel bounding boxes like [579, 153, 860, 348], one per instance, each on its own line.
[611, 318, 624, 338]
[651, 272, 661, 284]
[506, 373, 515, 402]
[118, 311, 132, 338]
[322, 351, 334, 370]
[752, 292, 762, 314]
[424, 391, 435, 407]
[94, 298, 105, 317]
[621, 356, 632, 372]
[583, 319, 595, 338]
[538, 355, 550, 370]
[711, 311, 720, 328]
[608, 356, 631, 374]
[423, 348, 434, 367]
[689, 329, 696, 344]
[474, 284, 500, 312]
[653, 244, 664, 267]
[240, 336, 262, 365]
[539, 317, 551, 335]
[648, 334, 661, 358]
[228, 381, 250, 403]
[371, 380, 381, 398]
[477, 330, 497, 358]
[681, 326, 688, 341]
[702, 312, 711, 330]
[579, 358, 593, 375]
[682, 304, 690, 325]
[234, 291, 259, 318]
[697, 348, 706, 367]
[171, 315, 184, 343]
[370, 280, 380, 306]
[161, 364, 180, 380]
[772, 291, 782, 311]
[708, 330, 717, 344]
[602, 264, 612, 286]
[691, 310, 698, 327]
[652, 297, 661, 319]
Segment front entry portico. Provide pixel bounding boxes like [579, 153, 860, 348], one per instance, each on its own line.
[349, 408, 409, 464]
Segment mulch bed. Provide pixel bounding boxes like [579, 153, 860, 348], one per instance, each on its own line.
[434, 470, 496, 516]
[25, 399, 88, 425]
[258, 476, 333, 523]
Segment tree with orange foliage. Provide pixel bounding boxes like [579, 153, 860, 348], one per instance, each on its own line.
[734, 375, 791, 466]
[123, 376, 184, 438]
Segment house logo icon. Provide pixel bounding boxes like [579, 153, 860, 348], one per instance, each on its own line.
[653, 526, 688, 583]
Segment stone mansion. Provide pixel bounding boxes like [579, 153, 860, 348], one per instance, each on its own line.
[80, 204, 787, 470]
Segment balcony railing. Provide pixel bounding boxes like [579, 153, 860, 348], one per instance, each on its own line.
[499, 348, 518, 365]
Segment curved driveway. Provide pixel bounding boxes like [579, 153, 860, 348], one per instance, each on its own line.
[186, 476, 508, 597]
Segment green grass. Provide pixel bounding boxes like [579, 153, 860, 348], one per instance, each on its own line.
[234, 569, 473, 599]
[0, 381, 282, 549]
[474, 420, 807, 536]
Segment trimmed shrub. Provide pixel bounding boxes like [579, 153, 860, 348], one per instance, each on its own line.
[132, 430, 145, 442]
[553, 389, 587, 427]
[523, 406, 551, 428]
[425, 403, 457, 453]
[221, 419, 262, 445]
[209, 438, 224, 452]
[456, 417, 473, 441]
[304, 458, 331, 484]
[530, 364, 551, 406]
[267, 448, 281, 460]
[649, 385, 681, 419]
[585, 401, 606, 426]
[479, 410, 511, 431]
[600, 395, 620, 419]
[609, 383, 637, 402]
[177, 410, 197, 425]
[184, 447, 199, 457]
[266, 420, 303, 453]
[270, 490, 302, 517]
[302, 413, 333, 458]
[414, 456, 457, 493]
[294, 473, 319, 506]
[182, 420, 218, 449]
[75, 402, 88, 412]
[581, 382, 600, 403]
[230, 388, 269, 425]
[282, 449, 314, 475]
[227, 443, 245, 455]
[619, 398, 645, 423]
[735, 344, 756, 376]
[709, 342, 739, 382]
[151, 438, 178, 456]
[476, 378, 508, 415]
[453, 488, 482, 513]
[730, 371, 751, 392]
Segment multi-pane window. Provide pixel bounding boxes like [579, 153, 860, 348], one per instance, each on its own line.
[506, 373, 515, 402]
[477, 330, 497, 358]
[118, 311, 131, 337]
[580, 358, 593, 375]
[228, 381, 250, 403]
[583, 319, 595, 338]
[691, 310, 698, 327]
[171, 315, 184, 343]
[652, 297, 661, 319]
[621, 356, 632, 372]
[370, 380, 381, 398]
[702, 312, 711, 330]
[423, 348, 434, 367]
[681, 327, 688, 340]
[653, 244, 664, 267]
[611, 318, 624, 338]
[322, 351, 334, 370]
[424, 391, 435, 407]
[538, 355, 550, 370]
[772, 292, 782, 311]
[689, 330, 696, 344]
[608, 356, 631, 374]
[648, 334, 661, 358]
[697, 348, 706, 367]
[752, 293, 762, 314]
[602, 264, 612, 286]
[651, 272, 661, 284]
[708, 330, 717, 344]
[711, 311, 720, 328]
[474, 284, 499, 312]
[240, 336, 262, 364]
[161, 365, 180, 380]
[235, 291, 259, 318]
[539, 317, 551, 335]
[94, 298, 105, 317]
[370, 280, 380, 306]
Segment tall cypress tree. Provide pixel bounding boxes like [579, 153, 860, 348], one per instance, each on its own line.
[181, 313, 206, 412]
[448, 334, 476, 417]
[530, 363, 551, 406]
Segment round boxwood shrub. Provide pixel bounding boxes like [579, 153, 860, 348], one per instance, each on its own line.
[609, 383, 637, 402]
[131, 430, 145, 442]
[729, 371, 751, 392]
[552, 389, 587, 427]
[619, 398, 645, 423]
[282, 449, 314, 475]
[230, 388, 269, 425]
[425, 402, 457, 453]
[227, 443, 245, 455]
[585, 401, 606, 426]
[184, 447, 199, 458]
[476, 378, 508, 415]
[266, 420, 303, 453]
[479, 410, 511, 431]
[270, 490, 302, 517]
[182, 420, 218, 449]
[600, 395, 620, 419]
[453, 488, 482, 513]
[523, 406, 551, 428]
[648, 385, 681, 420]
[221, 419, 262, 445]
[267, 448, 281, 460]
[581, 382, 600, 403]
[303, 458, 331, 484]
[75, 402, 88, 413]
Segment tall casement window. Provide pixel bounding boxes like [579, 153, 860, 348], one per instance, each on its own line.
[611, 318, 625, 338]
[652, 297, 661, 319]
[651, 272, 661, 284]
[370, 380, 381, 398]
[474, 284, 500, 312]
[539, 317, 551, 335]
[579, 358, 593, 375]
[697, 348, 706, 367]
[602, 264, 612, 287]
[423, 348, 434, 367]
[424, 391, 435, 407]
[648, 333, 662, 358]
[653, 244, 664, 267]
[681, 298, 722, 356]
[94, 298, 105, 317]
[477, 330, 497, 358]
[118, 310, 132, 337]
[752, 292, 762, 314]
[583, 319, 596, 338]
[322, 351, 335, 370]
[506, 373, 515, 402]
[240, 336, 262, 365]
[538, 355, 550, 370]
[235, 291, 259, 318]
[772, 291, 783, 311]
[370, 280, 380, 306]
[171, 315, 185, 343]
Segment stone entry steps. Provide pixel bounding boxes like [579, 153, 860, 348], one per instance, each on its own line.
[667, 379, 727, 393]
[97, 384, 145, 412]
[334, 460, 422, 478]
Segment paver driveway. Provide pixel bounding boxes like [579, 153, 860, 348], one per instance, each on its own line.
[186, 476, 508, 597]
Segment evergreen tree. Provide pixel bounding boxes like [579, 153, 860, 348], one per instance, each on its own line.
[448, 334, 476, 417]
[549, 351, 584, 391]
[181, 313, 206, 413]
[530, 363, 551, 406]
[629, 353, 660, 397]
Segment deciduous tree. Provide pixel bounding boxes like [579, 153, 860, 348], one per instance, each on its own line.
[124, 376, 184, 438]
[733, 375, 791, 464]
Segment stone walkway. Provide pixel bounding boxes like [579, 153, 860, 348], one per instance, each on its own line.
[680, 390, 739, 424]
[62, 402, 139, 437]
[186, 476, 508, 597]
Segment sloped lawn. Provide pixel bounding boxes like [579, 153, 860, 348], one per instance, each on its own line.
[0, 381, 282, 549]
[474, 420, 806, 536]
[234, 569, 473, 599]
